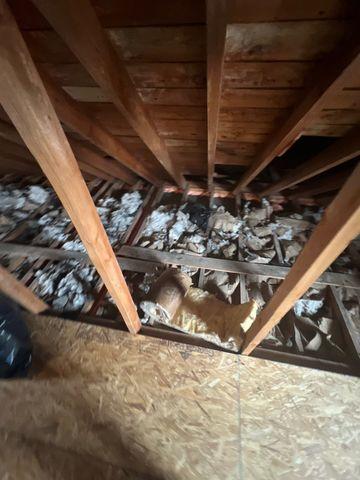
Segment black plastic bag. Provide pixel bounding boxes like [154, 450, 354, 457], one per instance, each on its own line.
[0, 294, 32, 378]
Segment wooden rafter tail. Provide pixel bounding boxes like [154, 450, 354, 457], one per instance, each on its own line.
[262, 125, 360, 196]
[233, 30, 360, 194]
[206, 0, 227, 189]
[38, 67, 161, 186]
[0, 0, 140, 333]
[242, 163, 360, 355]
[0, 264, 48, 314]
[32, 0, 184, 188]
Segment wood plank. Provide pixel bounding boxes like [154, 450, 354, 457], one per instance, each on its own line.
[223, 62, 315, 89]
[0, 0, 140, 333]
[119, 245, 360, 289]
[207, 0, 228, 187]
[233, 32, 360, 192]
[0, 242, 161, 274]
[63, 86, 207, 106]
[262, 125, 360, 195]
[288, 169, 351, 198]
[329, 286, 360, 362]
[68, 138, 137, 184]
[242, 163, 360, 355]
[33, 0, 184, 187]
[225, 21, 348, 61]
[39, 66, 163, 185]
[227, 0, 356, 22]
[0, 264, 48, 313]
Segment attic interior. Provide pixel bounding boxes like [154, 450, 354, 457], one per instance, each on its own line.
[1, 1, 360, 477]
[0, 0, 359, 375]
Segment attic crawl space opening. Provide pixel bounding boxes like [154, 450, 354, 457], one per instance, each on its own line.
[0, 0, 359, 374]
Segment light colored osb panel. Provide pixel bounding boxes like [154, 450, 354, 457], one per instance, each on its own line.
[239, 355, 360, 480]
[0, 315, 241, 480]
[0, 314, 359, 480]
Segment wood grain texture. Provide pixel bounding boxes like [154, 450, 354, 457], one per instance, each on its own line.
[207, 0, 228, 187]
[0, 0, 140, 333]
[0, 264, 48, 313]
[40, 67, 162, 184]
[233, 31, 360, 192]
[32, 0, 184, 186]
[242, 163, 360, 354]
[262, 125, 360, 194]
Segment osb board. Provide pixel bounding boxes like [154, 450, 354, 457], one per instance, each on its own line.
[0, 315, 359, 480]
[239, 356, 360, 480]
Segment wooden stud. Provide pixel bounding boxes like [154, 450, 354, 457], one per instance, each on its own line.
[262, 125, 360, 195]
[0, 0, 140, 333]
[32, 0, 184, 187]
[38, 67, 161, 185]
[206, 0, 227, 188]
[233, 32, 360, 193]
[242, 163, 360, 355]
[0, 264, 48, 314]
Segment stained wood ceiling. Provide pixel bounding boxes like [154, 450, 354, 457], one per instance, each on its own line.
[1, 0, 359, 191]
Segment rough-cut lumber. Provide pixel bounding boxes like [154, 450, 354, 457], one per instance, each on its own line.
[207, 0, 227, 188]
[0, 264, 48, 314]
[242, 163, 360, 355]
[119, 245, 360, 290]
[233, 31, 360, 193]
[39, 68, 161, 185]
[0, 0, 140, 333]
[68, 138, 136, 185]
[32, 0, 184, 187]
[0, 242, 160, 274]
[289, 169, 350, 199]
[262, 125, 360, 195]
[329, 286, 360, 362]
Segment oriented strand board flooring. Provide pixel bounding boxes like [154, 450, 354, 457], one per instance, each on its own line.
[0, 314, 359, 480]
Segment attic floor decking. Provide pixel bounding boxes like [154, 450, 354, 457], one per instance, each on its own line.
[0, 313, 359, 480]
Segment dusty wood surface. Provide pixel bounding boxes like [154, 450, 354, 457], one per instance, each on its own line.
[0, 0, 140, 333]
[119, 245, 360, 289]
[0, 313, 359, 479]
[0, 264, 48, 313]
[32, 0, 184, 186]
[243, 163, 360, 354]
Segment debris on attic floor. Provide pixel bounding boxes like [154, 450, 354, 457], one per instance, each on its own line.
[0, 175, 359, 370]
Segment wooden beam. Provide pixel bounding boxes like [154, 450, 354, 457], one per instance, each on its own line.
[0, 264, 48, 314]
[119, 245, 360, 289]
[38, 67, 161, 185]
[233, 32, 360, 193]
[207, 0, 227, 188]
[329, 286, 360, 363]
[0, 0, 140, 333]
[0, 119, 131, 182]
[68, 138, 136, 184]
[32, 0, 184, 187]
[289, 168, 351, 199]
[262, 126, 360, 195]
[242, 163, 360, 355]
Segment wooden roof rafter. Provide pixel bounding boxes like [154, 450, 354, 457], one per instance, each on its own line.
[232, 27, 360, 194]
[31, 0, 185, 188]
